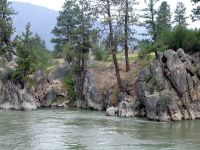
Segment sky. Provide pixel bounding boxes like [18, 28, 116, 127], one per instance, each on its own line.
[9, 0, 199, 28]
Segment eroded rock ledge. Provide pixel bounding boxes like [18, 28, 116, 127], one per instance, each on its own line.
[136, 49, 200, 121]
[0, 69, 39, 111]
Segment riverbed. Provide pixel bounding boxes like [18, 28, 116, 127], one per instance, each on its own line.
[0, 109, 199, 150]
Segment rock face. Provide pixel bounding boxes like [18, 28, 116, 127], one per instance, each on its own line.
[118, 93, 136, 117]
[0, 69, 39, 111]
[105, 93, 137, 117]
[105, 107, 118, 116]
[33, 63, 71, 108]
[136, 49, 200, 121]
[75, 70, 104, 110]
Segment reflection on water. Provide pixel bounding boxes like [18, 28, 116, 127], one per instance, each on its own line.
[0, 109, 200, 150]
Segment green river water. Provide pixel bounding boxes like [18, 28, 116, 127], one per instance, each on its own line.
[0, 109, 200, 150]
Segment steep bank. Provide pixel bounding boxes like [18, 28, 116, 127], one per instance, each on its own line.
[0, 58, 39, 110]
[75, 59, 150, 111]
[135, 49, 200, 121]
[32, 60, 71, 108]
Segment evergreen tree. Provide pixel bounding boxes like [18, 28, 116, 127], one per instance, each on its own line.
[119, 0, 138, 72]
[96, 0, 125, 93]
[32, 33, 51, 70]
[191, 0, 200, 21]
[52, 0, 93, 99]
[14, 23, 36, 89]
[0, 0, 16, 56]
[174, 2, 188, 26]
[141, 0, 159, 41]
[156, 1, 171, 35]
[51, 0, 78, 56]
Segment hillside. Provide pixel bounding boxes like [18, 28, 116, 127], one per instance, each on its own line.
[11, 2, 147, 50]
[11, 2, 58, 50]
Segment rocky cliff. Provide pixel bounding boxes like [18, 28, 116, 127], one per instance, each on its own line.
[0, 68, 39, 111]
[33, 62, 71, 108]
[75, 70, 104, 110]
[136, 49, 200, 121]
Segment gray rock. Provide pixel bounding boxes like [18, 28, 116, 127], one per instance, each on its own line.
[33, 64, 69, 108]
[33, 70, 46, 83]
[75, 70, 103, 110]
[118, 101, 135, 117]
[105, 107, 118, 116]
[0, 70, 38, 111]
[48, 63, 71, 83]
[136, 49, 200, 122]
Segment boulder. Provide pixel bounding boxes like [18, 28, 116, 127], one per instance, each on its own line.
[136, 49, 200, 122]
[118, 101, 135, 117]
[118, 93, 136, 117]
[105, 107, 118, 116]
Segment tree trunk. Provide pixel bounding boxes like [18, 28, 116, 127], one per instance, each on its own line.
[155, 51, 159, 59]
[124, 0, 130, 72]
[107, 0, 125, 93]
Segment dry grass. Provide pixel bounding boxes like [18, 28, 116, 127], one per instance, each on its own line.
[89, 54, 153, 104]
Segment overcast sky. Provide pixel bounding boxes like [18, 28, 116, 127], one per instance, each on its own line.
[9, 0, 199, 28]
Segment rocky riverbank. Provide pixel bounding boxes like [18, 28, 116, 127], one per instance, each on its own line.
[2, 49, 200, 122]
[135, 49, 200, 121]
[106, 49, 200, 122]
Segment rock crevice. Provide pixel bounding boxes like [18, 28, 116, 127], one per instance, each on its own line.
[136, 49, 200, 121]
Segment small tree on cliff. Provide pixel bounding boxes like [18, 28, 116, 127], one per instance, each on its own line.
[0, 0, 16, 57]
[14, 23, 36, 89]
[52, 0, 93, 99]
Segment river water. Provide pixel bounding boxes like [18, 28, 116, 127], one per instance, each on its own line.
[0, 109, 199, 150]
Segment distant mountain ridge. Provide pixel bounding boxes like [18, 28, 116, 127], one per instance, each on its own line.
[11, 2, 58, 50]
[11, 1, 147, 50]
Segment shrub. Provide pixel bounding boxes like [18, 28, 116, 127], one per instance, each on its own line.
[63, 72, 76, 102]
[92, 43, 109, 61]
[157, 26, 200, 53]
[138, 40, 168, 58]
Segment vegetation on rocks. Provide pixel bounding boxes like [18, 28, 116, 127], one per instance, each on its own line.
[1, 0, 200, 124]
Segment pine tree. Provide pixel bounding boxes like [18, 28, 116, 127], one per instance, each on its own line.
[52, 0, 93, 99]
[96, 0, 125, 93]
[32, 33, 51, 70]
[141, 0, 159, 41]
[0, 0, 16, 56]
[14, 23, 36, 89]
[51, 0, 77, 56]
[191, 0, 200, 21]
[174, 2, 188, 27]
[119, 0, 138, 72]
[156, 1, 171, 35]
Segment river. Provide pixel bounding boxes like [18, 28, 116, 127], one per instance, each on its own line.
[0, 109, 199, 150]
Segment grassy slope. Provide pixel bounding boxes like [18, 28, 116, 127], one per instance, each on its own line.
[88, 52, 155, 105]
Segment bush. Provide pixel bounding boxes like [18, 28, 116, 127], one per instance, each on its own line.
[33, 48, 52, 70]
[138, 40, 168, 58]
[139, 26, 200, 56]
[63, 72, 76, 102]
[157, 26, 200, 53]
[92, 43, 109, 61]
